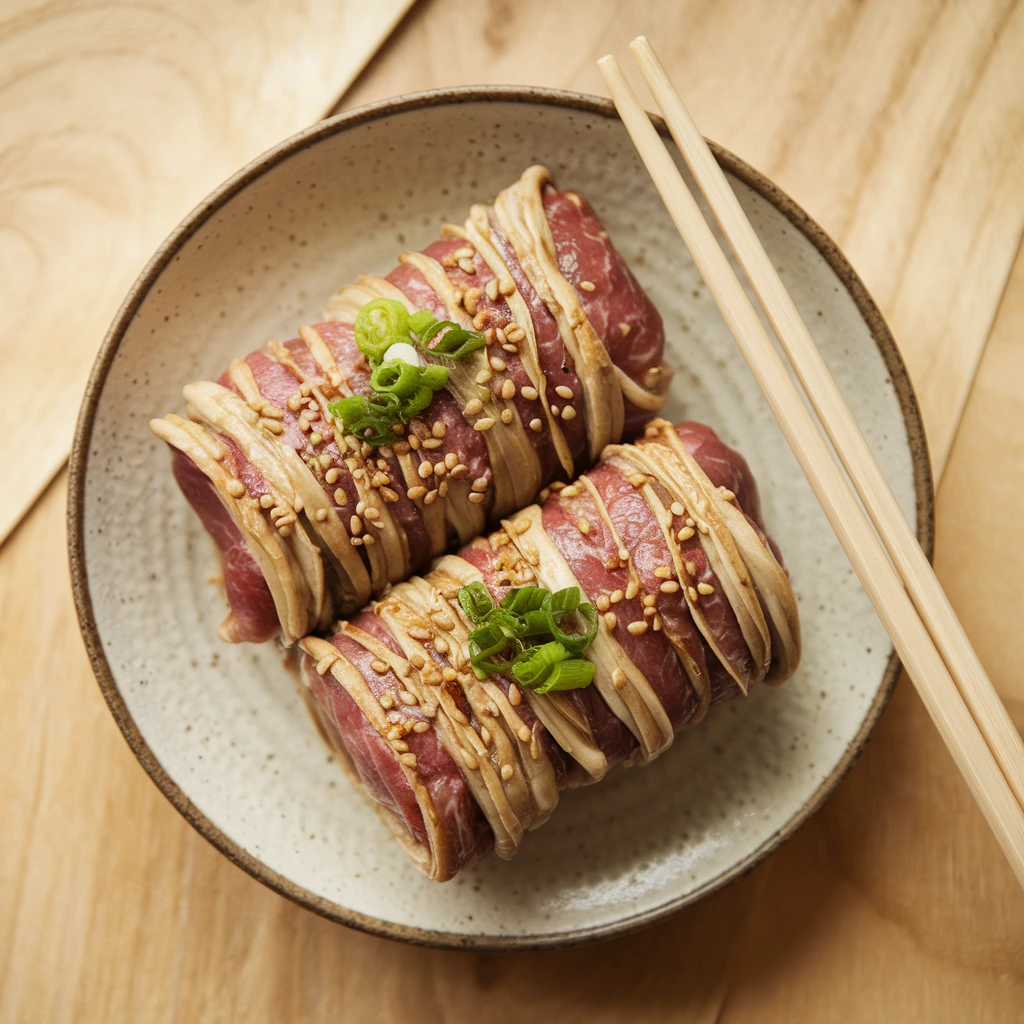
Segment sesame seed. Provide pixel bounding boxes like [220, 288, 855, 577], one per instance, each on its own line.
[686, 517, 695, 527]
[500, 408, 514, 424]
[418, 461, 433, 480]
[356, 501, 366, 516]
[349, 515, 363, 535]
[410, 652, 426, 668]
[625, 580, 640, 600]
[501, 764, 514, 781]
[503, 343, 518, 353]
[363, 533, 376, 545]
[440, 452, 456, 470]
[500, 279, 516, 296]
[363, 507, 380, 520]
[458, 257, 476, 274]
[554, 385, 574, 401]
[226, 479, 245, 498]
[508, 684, 522, 706]
[464, 398, 483, 417]
[468, 492, 486, 504]
[400, 752, 418, 767]
[434, 461, 447, 476]
[438, 480, 449, 497]
[380, 694, 394, 709]
[578, 517, 590, 535]
[381, 486, 399, 502]
[325, 467, 340, 485]
[318, 453, 333, 469]
[596, 594, 610, 612]
[421, 438, 442, 449]
[442, 667, 457, 682]
[350, 536, 363, 546]
[653, 615, 663, 631]
[520, 385, 539, 401]
[604, 611, 617, 629]
[579, 280, 596, 292]
[453, 245, 474, 259]
[399, 690, 417, 706]
[501, 379, 516, 400]
[505, 325, 526, 342]
[654, 565, 671, 579]
[627, 621, 649, 636]
[432, 420, 446, 438]
[677, 526, 695, 541]
[490, 356, 506, 371]
[687, 586, 699, 601]
[314, 508, 328, 522]
[480, 726, 491, 745]
[697, 582, 715, 595]
[309, 432, 322, 446]
[610, 589, 624, 603]
[529, 418, 543, 432]
[485, 278, 499, 301]
[408, 434, 421, 450]
[407, 485, 427, 500]
[433, 636, 450, 654]
[618, 548, 629, 562]
[278, 525, 292, 537]
[612, 667, 626, 689]
[550, 404, 559, 416]
[476, 368, 492, 385]
[685, 561, 696, 575]
[513, 517, 531, 534]
[628, 473, 648, 488]
[424, 489, 438, 504]
[517, 725, 531, 743]
[371, 471, 389, 487]
[660, 580, 680, 594]
[471, 477, 488, 492]
[450, 463, 469, 479]
[413, 721, 430, 733]
[474, 417, 495, 431]
[562, 484, 579, 498]
[287, 394, 302, 412]
[259, 494, 274, 509]
[261, 418, 284, 435]
[671, 502, 686, 517]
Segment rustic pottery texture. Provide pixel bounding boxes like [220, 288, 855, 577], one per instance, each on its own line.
[70, 89, 931, 949]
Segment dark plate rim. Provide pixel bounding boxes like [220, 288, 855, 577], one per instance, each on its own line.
[67, 84, 933, 953]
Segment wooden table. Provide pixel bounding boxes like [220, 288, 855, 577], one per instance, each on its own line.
[3, 1, 1023, 1019]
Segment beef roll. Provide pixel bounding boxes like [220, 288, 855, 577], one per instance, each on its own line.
[151, 167, 671, 646]
[299, 418, 801, 881]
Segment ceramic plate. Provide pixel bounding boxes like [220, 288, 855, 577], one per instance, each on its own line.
[69, 88, 931, 950]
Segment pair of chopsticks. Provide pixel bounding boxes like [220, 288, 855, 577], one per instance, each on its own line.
[599, 38, 1024, 886]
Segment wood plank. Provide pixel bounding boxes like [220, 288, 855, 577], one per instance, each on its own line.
[4, 0, 1024, 1020]
[0, 0, 413, 545]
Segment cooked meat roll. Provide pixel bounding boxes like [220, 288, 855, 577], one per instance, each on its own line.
[151, 167, 671, 645]
[300, 419, 801, 880]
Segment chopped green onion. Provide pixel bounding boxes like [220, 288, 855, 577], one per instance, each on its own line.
[457, 582, 599, 691]
[500, 586, 549, 614]
[512, 641, 568, 688]
[370, 359, 422, 397]
[458, 582, 494, 624]
[408, 309, 435, 337]
[354, 298, 408, 367]
[533, 659, 595, 693]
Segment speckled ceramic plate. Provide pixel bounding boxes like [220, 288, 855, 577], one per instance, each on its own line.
[69, 87, 931, 951]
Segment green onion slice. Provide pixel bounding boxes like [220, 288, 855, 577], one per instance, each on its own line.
[354, 298, 408, 367]
[458, 582, 494, 624]
[533, 658, 595, 693]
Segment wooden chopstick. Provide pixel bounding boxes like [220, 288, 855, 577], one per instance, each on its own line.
[628, 34, 1024, 815]
[597, 51, 1024, 886]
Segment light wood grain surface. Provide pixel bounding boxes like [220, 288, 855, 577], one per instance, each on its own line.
[3, 0, 1023, 1020]
[0, 0, 413, 545]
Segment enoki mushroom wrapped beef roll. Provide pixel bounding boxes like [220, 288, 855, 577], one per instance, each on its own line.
[299, 418, 801, 881]
[151, 167, 671, 646]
